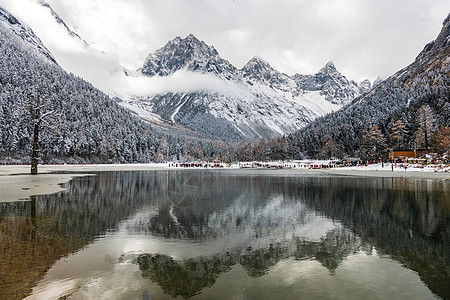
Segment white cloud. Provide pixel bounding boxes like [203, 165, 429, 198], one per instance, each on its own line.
[116, 70, 249, 99]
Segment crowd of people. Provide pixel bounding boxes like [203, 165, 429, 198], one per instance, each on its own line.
[165, 156, 449, 171]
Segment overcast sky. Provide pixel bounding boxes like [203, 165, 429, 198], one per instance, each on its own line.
[1, 0, 449, 86]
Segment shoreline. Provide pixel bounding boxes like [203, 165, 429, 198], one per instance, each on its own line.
[1, 164, 449, 203]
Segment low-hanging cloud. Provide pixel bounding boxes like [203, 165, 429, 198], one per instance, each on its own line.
[115, 70, 250, 99]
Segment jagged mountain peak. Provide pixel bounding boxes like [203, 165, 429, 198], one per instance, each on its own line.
[241, 56, 276, 74]
[156, 34, 214, 59]
[245, 56, 271, 66]
[140, 34, 235, 77]
[240, 56, 292, 88]
[291, 60, 364, 105]
[170, 34, 216, 53]
[183, 33, 198, 41]
[318, 61, 338, 74]
[183, 33, 205, 45]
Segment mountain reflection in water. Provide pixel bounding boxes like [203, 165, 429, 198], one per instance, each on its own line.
[135, 225, 358, 299]
[0, 171, 448, 299]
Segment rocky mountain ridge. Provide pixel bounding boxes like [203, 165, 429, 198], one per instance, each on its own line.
[125, 34, 371, 140]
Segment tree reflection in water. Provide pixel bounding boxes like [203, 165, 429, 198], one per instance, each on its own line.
[0, 171, 448, 299]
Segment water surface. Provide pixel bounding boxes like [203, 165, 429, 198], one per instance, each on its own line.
[0, 170, 448, 299]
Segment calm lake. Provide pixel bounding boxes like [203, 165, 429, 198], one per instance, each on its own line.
[0, 170, 449, 299]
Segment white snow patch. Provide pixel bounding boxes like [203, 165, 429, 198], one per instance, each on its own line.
[119, 101, 163, 124]
[170, 95, 189, 123]
[294, 91, 340, 116]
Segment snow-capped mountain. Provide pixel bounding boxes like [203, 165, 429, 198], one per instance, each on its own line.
[123, 35, 371, 140]
[1, 3, 372, 141]
[293, 61, 371, 105]
[1, 5, 256, 164]
[140, 34, 237, 80]
[240, 56, 294, 90]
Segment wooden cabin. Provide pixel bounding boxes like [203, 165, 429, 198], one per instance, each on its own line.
[388, 149, 428, 160]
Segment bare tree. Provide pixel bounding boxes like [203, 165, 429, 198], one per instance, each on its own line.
[23, 93, 60, 174]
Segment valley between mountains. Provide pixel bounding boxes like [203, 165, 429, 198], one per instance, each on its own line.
[0, 3, 449, 164]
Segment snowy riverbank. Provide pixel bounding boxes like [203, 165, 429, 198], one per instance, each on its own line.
[1, 162, 449, 203]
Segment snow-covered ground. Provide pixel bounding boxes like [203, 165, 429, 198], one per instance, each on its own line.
[1, 161, 449, 176]
[187, 160, 450, 173]
[336, 162, 450, 173]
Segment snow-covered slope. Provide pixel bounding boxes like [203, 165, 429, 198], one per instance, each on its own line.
[123, 35, 371, 140]
[0, 6, 56, 63]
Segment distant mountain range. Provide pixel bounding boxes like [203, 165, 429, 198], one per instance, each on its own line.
[16, 0, 373, 142]
[123, 34, 371, 140]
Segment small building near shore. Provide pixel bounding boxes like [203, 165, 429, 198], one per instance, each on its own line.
[388, 149, 428, 160]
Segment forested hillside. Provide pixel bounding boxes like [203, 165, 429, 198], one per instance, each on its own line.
[0, 9, 158, 163]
